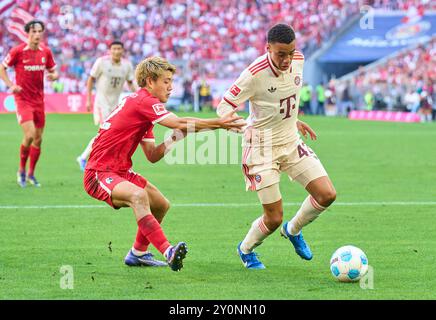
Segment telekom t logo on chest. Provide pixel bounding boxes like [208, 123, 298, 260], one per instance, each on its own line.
[279, 93, 297, 119]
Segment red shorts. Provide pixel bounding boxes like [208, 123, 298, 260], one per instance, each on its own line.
[16, 100, 45, 128]
[83, 169, 148, 209]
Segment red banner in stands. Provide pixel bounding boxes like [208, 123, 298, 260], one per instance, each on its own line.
[0, 93, 91, 113]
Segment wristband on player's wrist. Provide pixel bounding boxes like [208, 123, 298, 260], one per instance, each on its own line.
[163, 135, 176, 151]
[163, 131, 185, 151]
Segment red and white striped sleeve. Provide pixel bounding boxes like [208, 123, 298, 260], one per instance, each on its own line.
[216, 68, 256, 117]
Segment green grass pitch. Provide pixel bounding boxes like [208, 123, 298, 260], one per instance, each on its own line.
[0, 112, 435, 299]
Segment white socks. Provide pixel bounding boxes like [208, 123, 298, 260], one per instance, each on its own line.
[80, 137, 95, 160]
[131, 247, 147, 257]
[163, 246, 172, 259]
[240, 196, 327, 254]
[287, 195, 326, 236]
[240, 216, 273, 254]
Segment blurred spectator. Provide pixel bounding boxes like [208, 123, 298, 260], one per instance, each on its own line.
[419, 91, 433, 122]
[337, 81, 353, 116]
[315, 83, 326, 115]
[364, 91, 374, 110]
[404, 90, 420, 113]
[1, 0, 434, 102]
[373, 92, 387, 110]
[432, 96, 436, 121]
[324, 81, 337, 115]
[52, 80, 64, 93]
[198, 78, 212, 111]
[299, 83, 312, 115]
[0, 0, 370, 93]
[336, 37, 436, 113]
[180, 78, 193, 111]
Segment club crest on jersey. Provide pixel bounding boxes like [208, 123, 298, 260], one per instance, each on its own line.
[41, 57, 46, 63]
[255, 174, 262, 183]
[105, 177, 113, 184]
[152, 103, 167, 115]
[230, 85, 241, 97]
[294, 76, 301, 86]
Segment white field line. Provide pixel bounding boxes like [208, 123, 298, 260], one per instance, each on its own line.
[0, 201, 436, 210]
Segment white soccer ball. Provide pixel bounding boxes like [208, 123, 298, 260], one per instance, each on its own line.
[330, 245, 368, 282]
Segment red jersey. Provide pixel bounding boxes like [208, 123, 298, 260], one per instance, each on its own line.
[2, 43, 56, 106]
[86, 88, 172, 172]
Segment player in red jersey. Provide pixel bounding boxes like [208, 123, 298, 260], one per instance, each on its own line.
[0, 20, 58, 187]
[84, 57, 244, 271]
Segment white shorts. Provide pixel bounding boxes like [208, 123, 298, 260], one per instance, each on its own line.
[242, 139, 328, 192]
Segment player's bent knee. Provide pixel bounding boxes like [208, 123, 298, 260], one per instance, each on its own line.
[129, 189, 148, 207]
[263, 206, 283, 217]
[33, 138, 42, 147]
[263, 214, 283, 231]
[163, 199, 170, 213]
[262, 205, 283, 231]
[23, 134, 34, 145]
[271, 215, 283, 229]
[157, 198, 170, 216]
[317, 189, 336, 208]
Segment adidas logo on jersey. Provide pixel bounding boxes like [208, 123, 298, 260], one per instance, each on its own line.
[267, 86, 276, 93]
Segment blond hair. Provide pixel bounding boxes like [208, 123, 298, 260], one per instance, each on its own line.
[135, 57, 177, 88]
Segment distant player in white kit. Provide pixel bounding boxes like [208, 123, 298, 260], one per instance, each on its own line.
[77, 41, 136, 170]
[217, 24, 337, 269]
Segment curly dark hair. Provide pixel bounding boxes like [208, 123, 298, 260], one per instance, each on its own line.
[267, 24, 295, 44]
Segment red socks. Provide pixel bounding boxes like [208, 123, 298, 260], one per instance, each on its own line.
[133, 229, 150, 252]
[136, 215, 170, 255]
[134, 215, 163, 252]
[20, 145, 41, 175]
[19, 145, 30, 172]
[28, 146, 41, 176]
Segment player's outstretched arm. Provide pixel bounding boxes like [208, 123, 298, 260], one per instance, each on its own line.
[216, 69, 255, 133]
[140, 130, 186, 163]
[216, 100, 246, 133]
[158, 110, 246, 132]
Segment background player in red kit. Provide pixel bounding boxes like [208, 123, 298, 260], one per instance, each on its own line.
[84, 57, 245, 271]
[0, 20, 59, 188]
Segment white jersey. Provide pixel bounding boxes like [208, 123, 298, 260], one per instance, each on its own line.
[217, 51, 304, 147]
[90, 56, 134, 111]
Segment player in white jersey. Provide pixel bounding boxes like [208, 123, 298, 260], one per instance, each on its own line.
[217, 24, 337, 269]
[76, 41, 136, 170]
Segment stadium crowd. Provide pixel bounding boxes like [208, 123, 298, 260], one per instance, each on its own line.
[2, 0, 364, 93]
[1, 0, 435, 121]
[332, 37, 436, 121]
